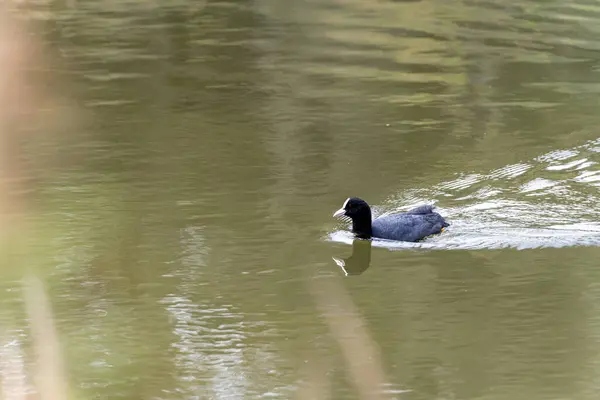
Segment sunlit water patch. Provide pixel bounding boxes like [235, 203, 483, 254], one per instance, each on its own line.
[160, 225, 295, 399]
[329, 138, 600, 250]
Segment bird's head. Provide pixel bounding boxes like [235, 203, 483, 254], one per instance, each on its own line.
[333, 197, 371, 221]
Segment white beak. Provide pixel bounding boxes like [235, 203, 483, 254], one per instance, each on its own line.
[333, 208, 346, 218]
[332, 257, 348, 276]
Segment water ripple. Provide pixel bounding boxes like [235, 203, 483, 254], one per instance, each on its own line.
[330, 138, 600, 250]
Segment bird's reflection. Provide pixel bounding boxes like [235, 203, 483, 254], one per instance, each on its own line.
[332, 239, 372, 276]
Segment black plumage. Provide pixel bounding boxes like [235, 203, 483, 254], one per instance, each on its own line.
[333, 197, 449, 242]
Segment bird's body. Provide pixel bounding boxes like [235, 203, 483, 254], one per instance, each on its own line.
[333, 198, 449, 242]
[372, 205, 448, 242]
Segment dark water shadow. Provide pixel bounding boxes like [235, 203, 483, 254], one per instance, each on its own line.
[332, 239, 373, 276]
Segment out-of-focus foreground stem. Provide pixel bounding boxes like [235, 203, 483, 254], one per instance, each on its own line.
[310, 276, 389, 400]
[1, 6, 69, 400]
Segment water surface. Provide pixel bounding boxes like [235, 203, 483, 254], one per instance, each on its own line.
[6, 0, 600, 399]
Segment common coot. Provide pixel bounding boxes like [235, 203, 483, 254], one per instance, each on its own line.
[333, 197, 449, 242]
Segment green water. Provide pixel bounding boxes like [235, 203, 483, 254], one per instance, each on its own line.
[5, 0, 600, 399]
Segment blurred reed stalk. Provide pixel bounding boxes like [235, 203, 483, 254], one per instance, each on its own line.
[1, 5, 69, 400]
[309, 276, 389, 400]
[23, 274, 69, 400]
